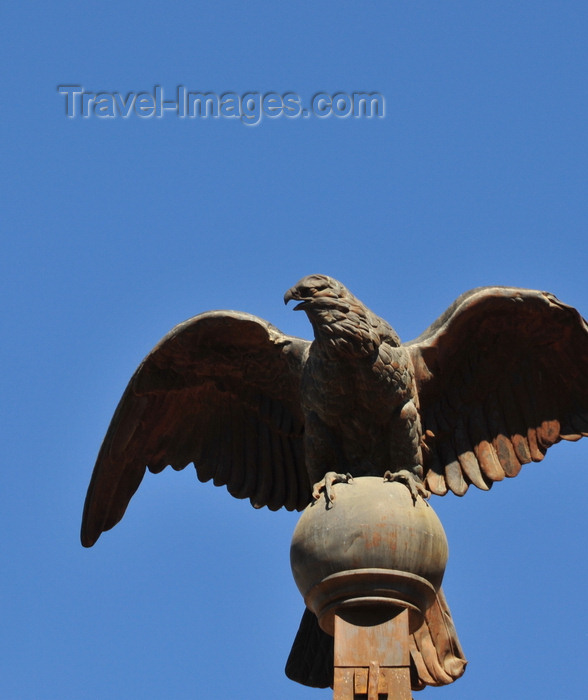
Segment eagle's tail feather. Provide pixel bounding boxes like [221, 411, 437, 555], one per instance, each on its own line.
[285, 607, 332, 688]
[409, 587, 467, 688]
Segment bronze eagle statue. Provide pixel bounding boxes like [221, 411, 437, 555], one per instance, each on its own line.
[81, 275, 588, 690]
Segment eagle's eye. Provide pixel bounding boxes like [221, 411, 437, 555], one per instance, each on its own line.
[306, 277, 330, 294]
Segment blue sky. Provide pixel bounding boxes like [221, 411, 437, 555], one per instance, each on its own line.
[3, 1, 588, 698]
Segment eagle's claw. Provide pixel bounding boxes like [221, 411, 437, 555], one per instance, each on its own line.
[312, 471, 353, 507]
[384, 469, 430, 504]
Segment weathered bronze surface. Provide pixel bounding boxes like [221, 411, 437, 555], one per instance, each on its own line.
[290, 479, 448, 635]
[333, 608, 412, 700]
[82, 275, 588, 695]
[291, 478, 460, 698]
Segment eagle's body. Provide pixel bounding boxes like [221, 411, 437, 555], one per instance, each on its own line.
[299, 303, 422, 489]
[81, 274, 588, 691]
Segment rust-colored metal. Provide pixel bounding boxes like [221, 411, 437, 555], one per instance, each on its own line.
[290, 479, 448, 638]
[81, 277, 588, 694]
[333, 607, 412, 700]
[290, 479, 458, 697]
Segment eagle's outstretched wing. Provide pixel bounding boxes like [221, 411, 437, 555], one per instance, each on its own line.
[406, 287, 588, 496]
[81, 311, 311, 547]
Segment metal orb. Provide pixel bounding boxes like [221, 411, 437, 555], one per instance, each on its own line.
[290, 477, 449, 634]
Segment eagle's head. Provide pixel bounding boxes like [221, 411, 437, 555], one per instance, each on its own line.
[284, 274, 400, 355]
[284, 274, 348, 312]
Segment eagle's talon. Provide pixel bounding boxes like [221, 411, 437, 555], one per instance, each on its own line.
[312, 471, 353, 506]
[383, 469, 430, 505]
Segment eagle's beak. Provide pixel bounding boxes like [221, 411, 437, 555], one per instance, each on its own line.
[284, 288, 309, 311]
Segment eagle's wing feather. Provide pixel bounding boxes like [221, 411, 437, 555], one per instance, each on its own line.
[406, 287, 588, 496]
[81, 311, 310, 546]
